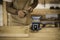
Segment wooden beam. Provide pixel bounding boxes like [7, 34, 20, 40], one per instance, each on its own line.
[31, 9, 60, 15]
[3, 1, 8, 26]
[0, 34, 29, 37]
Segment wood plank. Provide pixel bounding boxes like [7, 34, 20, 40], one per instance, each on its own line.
[0, 26, 29, 37]
[0, 34, 29, 37]
[3, 1, 8, 26]
[31, 9, 60, 15]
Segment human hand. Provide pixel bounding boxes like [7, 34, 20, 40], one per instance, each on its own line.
[18, 10, 25, 18]
[27, 7, 33, 12]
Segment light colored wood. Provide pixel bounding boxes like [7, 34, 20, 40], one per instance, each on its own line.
[0, 26, 29, 37]
[0, 28, 60, 40]
[3, 1, 8, 26]
[39, 0, 60, 4]
[0, 34, 29, 37]
[31, 9, 60, 15]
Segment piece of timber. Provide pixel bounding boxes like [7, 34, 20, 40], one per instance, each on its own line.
[0, 34, 29, 37]
[31, 9, 60, 15]
[0, 26, 29, 37]
[3, 1, 8, 26]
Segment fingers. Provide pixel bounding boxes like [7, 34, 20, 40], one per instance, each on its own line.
[18, 10, 25, 18]
[27, 7, 33, 12]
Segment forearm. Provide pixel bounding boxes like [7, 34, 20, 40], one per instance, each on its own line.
[30, 0, 38, 9]
[23, 0, 38, 15]
[6, 2, 18, 15]
[23, 7, 33, 15]
[6, 7, 18, 15]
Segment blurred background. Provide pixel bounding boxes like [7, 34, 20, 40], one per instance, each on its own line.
[0, 0, 3, 26]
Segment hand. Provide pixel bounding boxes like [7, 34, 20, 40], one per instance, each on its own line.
[27, 7, 33, 12]
[18, 10, 25, 18]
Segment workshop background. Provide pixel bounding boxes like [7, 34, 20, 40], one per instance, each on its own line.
[0, 0, 60, 40]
